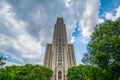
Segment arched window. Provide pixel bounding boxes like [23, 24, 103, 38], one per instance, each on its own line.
[58, 71, 61, 80]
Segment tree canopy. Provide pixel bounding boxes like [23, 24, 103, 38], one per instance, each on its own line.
[83, 19, 120, 80]
[82, 19, 120, 67]
[0, 64, 53, 80]
[67, 65, 104, 80]
[67, 19, 120, 80]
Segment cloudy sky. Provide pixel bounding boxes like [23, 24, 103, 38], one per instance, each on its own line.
[0, 0, 120, 66]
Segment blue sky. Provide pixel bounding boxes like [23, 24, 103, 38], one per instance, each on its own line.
[0, 0, 120, 66]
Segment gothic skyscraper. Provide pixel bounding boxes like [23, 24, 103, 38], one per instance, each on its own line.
[43, 17, 76, 80]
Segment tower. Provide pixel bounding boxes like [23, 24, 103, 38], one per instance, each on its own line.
[43, 17, 76, 80]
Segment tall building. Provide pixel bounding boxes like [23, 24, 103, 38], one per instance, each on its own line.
[43, 17, 76, 80]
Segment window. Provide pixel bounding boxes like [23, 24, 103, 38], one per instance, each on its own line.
[58, 48, 62, 65]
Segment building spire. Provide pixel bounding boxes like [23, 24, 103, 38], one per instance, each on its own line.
[43, 17, 76, 80]
[53, 17, 67, 46]
[56, 17, 64, 24]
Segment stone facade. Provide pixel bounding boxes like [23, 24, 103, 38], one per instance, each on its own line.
[43, 17, 76, 80]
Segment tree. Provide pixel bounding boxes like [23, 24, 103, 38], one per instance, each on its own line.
[82, 19, 120, 80]
[0, 64, 53, 80]
[0, 56, 6, 67]
[67, 65, 104, 80]
[67, 66, 82, 80]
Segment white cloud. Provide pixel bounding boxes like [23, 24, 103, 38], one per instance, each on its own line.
[0, 2, 44, 65]
[70, 36, 75, 43]
[5, 61, 21, 66]
[0, 0, 101, 65]
[68, 0, 100, 64]
[98, 18, 104, 24]
[105, 12, 114, 20]
[81, 37, 89, 44]
[116, 6, 120, 18]
[65, 0, 71, 7]
[0, 2, 25, 29]
[105, 6, 120, 21]
[80, 0, 100, 37]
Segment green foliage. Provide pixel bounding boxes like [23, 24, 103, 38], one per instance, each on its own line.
[67, 19, 120, 80]
[82, 19, 120, 67]
[82, 19, 120, 80]
[0, 64, 53, 80]
[0, 56, 6, 67]
[67, 65, 104, 80]
[67, 66, 81, 80]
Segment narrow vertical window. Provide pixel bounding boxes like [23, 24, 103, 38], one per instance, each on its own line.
[58, 48, 62, 65]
